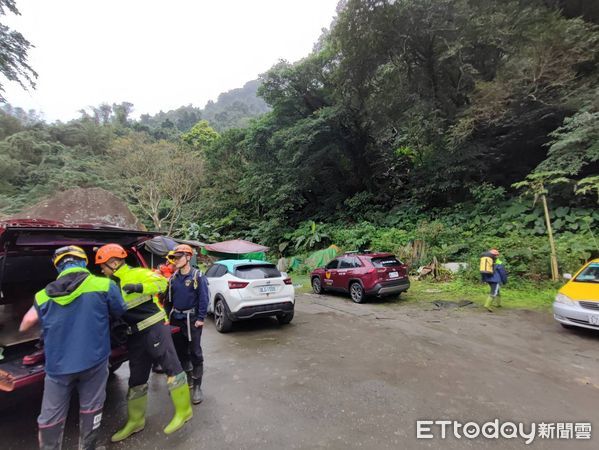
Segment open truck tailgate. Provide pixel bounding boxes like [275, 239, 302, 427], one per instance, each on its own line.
[0, 341, 45, 392]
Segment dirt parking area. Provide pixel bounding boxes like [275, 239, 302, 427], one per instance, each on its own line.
[2, 292, 599, 449]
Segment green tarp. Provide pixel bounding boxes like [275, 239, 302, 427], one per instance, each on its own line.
[286, 245, 340, 272]
[305, 245, 339, 269]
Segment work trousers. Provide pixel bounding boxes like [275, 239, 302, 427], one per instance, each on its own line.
[38, 360, 109, 450]
[127, 322, 183, 388]
[171, 316, 204, 370]
[488, 282, 501, 297]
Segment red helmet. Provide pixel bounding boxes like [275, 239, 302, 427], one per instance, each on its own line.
[174, 244, 194, 255]
[95, 244, 127, 264]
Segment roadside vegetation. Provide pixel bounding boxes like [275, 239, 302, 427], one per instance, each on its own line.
[0, 0, 597, 305]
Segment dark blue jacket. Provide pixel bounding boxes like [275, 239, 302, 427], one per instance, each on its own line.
[482, 259, 508, 284]
[34, 267, 126, 376]
[167, 268, 209, 321]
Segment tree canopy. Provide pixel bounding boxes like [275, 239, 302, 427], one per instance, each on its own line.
[0, 0, 597, 277]
[0, 0, 36, 102]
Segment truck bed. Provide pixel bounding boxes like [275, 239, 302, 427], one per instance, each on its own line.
[0, 341, 45, 392]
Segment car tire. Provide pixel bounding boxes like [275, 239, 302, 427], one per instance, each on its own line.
[214, 297, 233, 333]
[277, 310, 294, 325]
[312, 277, 324, 294]
[560, 323, 576, 330]
[350, 282, 365, 303]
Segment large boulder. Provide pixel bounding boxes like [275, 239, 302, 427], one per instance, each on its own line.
[11, 188, 144, 230]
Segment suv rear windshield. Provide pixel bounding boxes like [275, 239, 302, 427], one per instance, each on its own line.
[574, 263, 599, 283]
[371, 256, 403, 268]
[235, 264, 281, 280]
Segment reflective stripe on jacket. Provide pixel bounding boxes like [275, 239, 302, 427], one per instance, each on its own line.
[112, 264, 168, 332]
[34, 267, 126, 375]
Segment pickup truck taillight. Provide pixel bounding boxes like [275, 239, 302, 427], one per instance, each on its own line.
[228, 281, 249, 289]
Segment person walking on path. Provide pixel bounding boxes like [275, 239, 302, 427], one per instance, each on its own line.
[481, 248, 508, 312]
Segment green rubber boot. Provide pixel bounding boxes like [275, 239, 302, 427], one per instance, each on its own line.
[494, 295, 502, 307]
[484, 297, 493, 312]
[111, 385, 148, 442]
[164, 372, 193, 435]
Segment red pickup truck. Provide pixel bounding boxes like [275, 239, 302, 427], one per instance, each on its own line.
[0, 219, 162, 393]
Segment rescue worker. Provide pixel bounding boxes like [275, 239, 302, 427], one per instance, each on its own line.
[164, 244, 209, 405]
[155, 250, 177, 279]
[94, 244, 192, 441]
[481, 249, 508, 312]
[151, 250, 176, 374]
[19, 246, 127, 450]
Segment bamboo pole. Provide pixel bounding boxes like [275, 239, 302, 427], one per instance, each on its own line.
[541, 193, 559, 281]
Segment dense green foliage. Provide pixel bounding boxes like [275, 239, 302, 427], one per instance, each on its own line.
[0, 0, 597, 281]
[0, 0, 36, 101]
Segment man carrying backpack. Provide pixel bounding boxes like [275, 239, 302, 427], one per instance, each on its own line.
[164, 244, 209, 405]
[480, 249, 508, 312]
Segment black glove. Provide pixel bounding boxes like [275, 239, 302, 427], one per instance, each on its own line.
[122, 283, 143, 294]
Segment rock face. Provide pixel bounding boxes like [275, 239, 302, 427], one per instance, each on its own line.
[12, 188, 144, 230]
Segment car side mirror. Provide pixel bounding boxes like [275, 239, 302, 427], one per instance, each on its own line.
[563, 273, 572, 280]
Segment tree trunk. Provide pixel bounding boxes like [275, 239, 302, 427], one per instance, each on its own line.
[541, 194, 559, 281]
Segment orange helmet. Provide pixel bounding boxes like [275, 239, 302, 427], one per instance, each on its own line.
[95, 243, 128, 264]
[490, 249, 499, 256]
[174, 244, 193, 255]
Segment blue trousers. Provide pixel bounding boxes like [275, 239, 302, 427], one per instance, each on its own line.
[488, 282, 500, 297]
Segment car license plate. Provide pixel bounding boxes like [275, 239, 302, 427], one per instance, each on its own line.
[589, 315, 599, 325]
[259, 286, 277, 294]
[389, 271, 399, 279]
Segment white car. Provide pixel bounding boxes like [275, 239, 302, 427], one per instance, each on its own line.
[205, 259, 295, 333]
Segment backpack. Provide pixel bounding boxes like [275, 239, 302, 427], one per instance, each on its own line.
[479, 254, 494, 275]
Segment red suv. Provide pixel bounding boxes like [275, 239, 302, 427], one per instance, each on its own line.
[310, 252, 410, 303]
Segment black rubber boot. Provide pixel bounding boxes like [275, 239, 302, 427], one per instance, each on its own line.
[39, 420, 65, 450]
[79, 409, 102, 450]
[183, 360, 193, 387]
[191, 364, 204, 405]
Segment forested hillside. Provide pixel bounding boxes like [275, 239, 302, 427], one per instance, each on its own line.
[133, 80, 269, 137]
[1, 0, 598, 279]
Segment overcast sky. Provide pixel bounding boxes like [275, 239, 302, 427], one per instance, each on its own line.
[2, 0, 339, 122]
